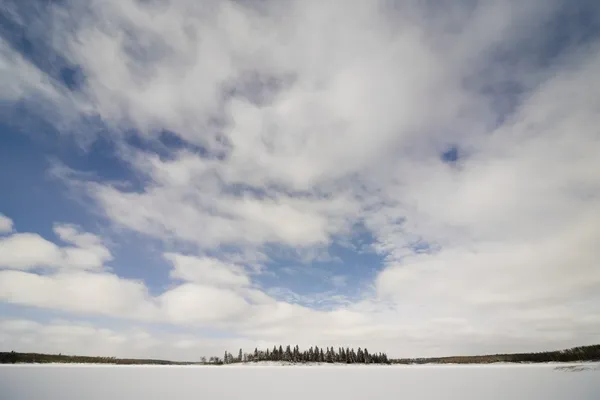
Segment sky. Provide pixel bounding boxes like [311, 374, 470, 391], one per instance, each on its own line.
[0, 0, 599, 361]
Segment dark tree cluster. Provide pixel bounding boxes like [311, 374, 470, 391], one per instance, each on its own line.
[222, 345, 389, 364]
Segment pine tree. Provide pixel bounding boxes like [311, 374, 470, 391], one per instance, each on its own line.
[326, 348, 333, 363]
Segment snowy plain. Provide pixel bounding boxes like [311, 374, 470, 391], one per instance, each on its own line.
[1, 363, 599, 399]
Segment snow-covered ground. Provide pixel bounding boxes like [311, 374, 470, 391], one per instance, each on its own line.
[1, 363, 599, 399]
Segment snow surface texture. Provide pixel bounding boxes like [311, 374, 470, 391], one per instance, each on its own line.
[1, 364, 599, 399]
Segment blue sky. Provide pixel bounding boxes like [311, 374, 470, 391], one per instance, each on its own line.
[1, 0, 600, 360]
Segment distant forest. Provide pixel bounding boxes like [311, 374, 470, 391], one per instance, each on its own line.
[0, 351, 196, 365]
[392, 344, 600, 364]
[1, 344, 599, 365]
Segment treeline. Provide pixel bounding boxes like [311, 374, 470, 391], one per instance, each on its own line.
[392, 344, 600, 364]
[0, 351, 197, 365]
[3, 344, 599, 365]
[220, 345, 390, 364]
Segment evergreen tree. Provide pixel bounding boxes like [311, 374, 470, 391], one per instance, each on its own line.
[326, 348, 333, 363]
[238, 349, 243, 363]
[285, 345, 292, 362]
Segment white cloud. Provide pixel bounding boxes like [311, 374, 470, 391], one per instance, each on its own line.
[90, 179, 354, 251]
[44, 0, 457, 254]
[0, 224, 112, 270]
[165, 253, 250, 287]
[0, 214, 13, 233]
[0, 38, 60, 103]
[159, 283, 249, 325]
[45, 0, 567, 260]
[0, 270, 157, 319]
[0, 233, 62, 269]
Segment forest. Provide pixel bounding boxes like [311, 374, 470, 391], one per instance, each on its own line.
[1, 344, 599, 365]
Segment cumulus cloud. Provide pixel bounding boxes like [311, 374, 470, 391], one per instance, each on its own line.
[159, 283, 249, 325]
[0, 222, 374, 338]
[1, 0, 600, 358]
[0, 213, 14, 233]
[165, 253, 251, 287]
[0, 269, 157, 318]
[0, 224, 112, 270]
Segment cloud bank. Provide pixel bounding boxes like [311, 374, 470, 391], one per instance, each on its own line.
[1, 0, 599, 358]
